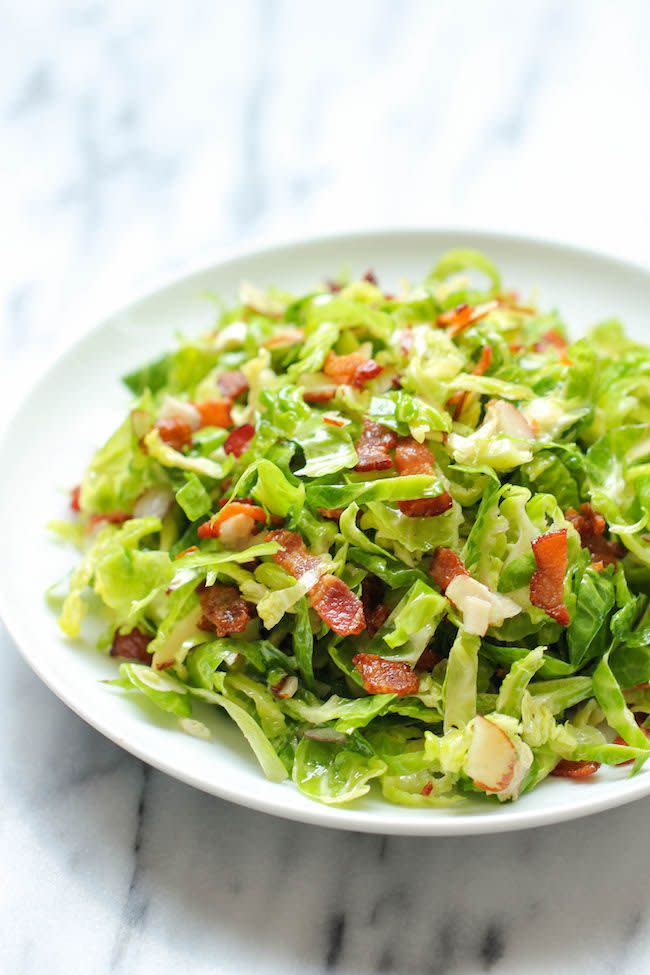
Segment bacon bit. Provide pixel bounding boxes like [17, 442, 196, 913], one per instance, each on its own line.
[437, 300, 499, 337]
[198, 502, 266, 539]
[224, 423, 255, 458]
[324, 351, 383, 388]
[326, 279, 342, 293]
[194, 399, 233, 429]
[530, 529, 570, 626]
[217, 370, 249, 399]
[264, 327, 304, 349]
[70, 485, 81, 512]
[534, 329, 568, 354]
[613, 727, 650, 764]
[267, 529, 322, 577]
[430, 547, 469, 592]
[268, 529, 365, 635]
[550, 759, 600, 779]
[199, 583, 252, 635]
[175, 545, 199, 559]
[323, 414, 346, 427]
[355, 420, 397, 472]
[88, 511, 131, 528]
[303, 387, 336, 404]
[394, 437, 452, 517]
[421, 782, 434, 797]
[446, 344, 494, 421]
[155, 416, 193, 450]
[352, 359, 383, 388]
[318, 507, 344, 521]
[361, 575, 390, 638]
[311, 574, 366, 636]
[352, 653, 419, 697]
[565, 503, 625, 568]
[111, 628, 152, 663]
[415, 647, 442, 672]
[363, 269, 379, 285]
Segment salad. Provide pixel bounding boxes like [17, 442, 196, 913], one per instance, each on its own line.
[49, 250, 650, 808]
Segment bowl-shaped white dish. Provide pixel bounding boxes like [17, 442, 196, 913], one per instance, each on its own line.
[2, 228, 649, 835]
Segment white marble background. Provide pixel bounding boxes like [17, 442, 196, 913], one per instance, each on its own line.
[3, 2, 650, 972]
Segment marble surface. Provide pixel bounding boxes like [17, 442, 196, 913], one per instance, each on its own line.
[3, 2, 650, 972]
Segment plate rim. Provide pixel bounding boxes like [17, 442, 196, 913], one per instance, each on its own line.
[3, 224, 650, 836]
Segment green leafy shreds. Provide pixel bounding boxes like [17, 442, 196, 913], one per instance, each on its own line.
[50, 250, 650, 809]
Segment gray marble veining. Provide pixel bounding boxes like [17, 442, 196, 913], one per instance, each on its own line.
[4, 2, 650, 972]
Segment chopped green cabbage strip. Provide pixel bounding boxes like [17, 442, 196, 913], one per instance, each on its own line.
[49, 250, 650, 809]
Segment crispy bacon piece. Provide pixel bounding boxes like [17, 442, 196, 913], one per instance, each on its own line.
[224, 423, 255, 457]
[530, 529, 570, 626]
[437, 300, 499, 337]
[430, 547, 469, 593]
[303, 387, 336, 404]
[566, 503, 625, 568]
[156, 416, 193, 450]
[110, 627, 152, 663]
[394, 437, 453, 517]
[355, 420, 397, 472]
[534, 329, 568, 354]
[70, 485, 81, 512]
[318, 507, 344, 521]
[217, 370, 249, 399]
[421, 781, 434, 797]
[324, 351, 383, 388]
[613, 727, 650, 765]
[361, 575, 390, 637]
[415, 647, 442, 672]
[198, 502, 266, 539]
[446, 344, 493, 420]
[267, 529, 322, 577]
[199, 583, 252, 635]
[268, 529, 365, 635]
[352, 653, 419, 697]
[352, 359, 383, 387]
[550, 759, 600, 779]
[311, 574, 366, 636]
[194, 399, 233, 428]
[363, 269, 379, 285]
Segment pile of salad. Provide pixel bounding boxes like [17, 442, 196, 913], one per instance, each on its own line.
[49, 250, 650, 808]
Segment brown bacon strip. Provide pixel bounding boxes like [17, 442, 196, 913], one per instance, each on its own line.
[436, 300, 499, 337]
[355, 420, 397, 472]
[155, 417, 193, 450]
[71, 485, 81, 512]
[267, 529, 322, 577]
[218, 370, 249, 399]
[430, 547, 469, 593]
[324, 351, 383, 388]
[550, 759, 600, 779]
[566, 503, 625, 568]
[530, 529, 570, 626]
[199, 583, 252, 636]
[111, 628, 152, 663]
[415, 647, 442, 673]
[352, 653, 419, 697]
[318, 507, 344, 521]
[310, 575, 366, 636]
[361, 575, 390, 638]
[394, 437, 453, 517]
[267, 529, 365, 635]
[224, 423, 255, 458]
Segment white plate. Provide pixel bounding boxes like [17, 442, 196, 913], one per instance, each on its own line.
[2, 228, 649, 836]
